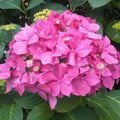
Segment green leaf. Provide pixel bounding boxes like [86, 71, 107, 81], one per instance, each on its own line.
[88, 0, 111, 8]
[43, 2, 67, 14]
[0, 42, 5, 60]
[52, 106, 99, 120]
[0, 104, 23, 120]
[0, 0, 23, 13]
[71, 0, 88, 11]
[0, 94, 13, 105]
[97, 22, 103, 35]
[26, 0, 45, 10]
[15, 92, 44, 109]
[55, 95, 80, 113]
[112, 0, 120, 9]
[27, 103, 54, 120]
[87, 90, 120, 120]
[105, 21, 120, 43]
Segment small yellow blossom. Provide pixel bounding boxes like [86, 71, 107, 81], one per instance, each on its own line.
[112, 21, 120, 30]
[0, 79, 6, 86]
[1, 24, 16, 31]
[34, 9, 51, 21]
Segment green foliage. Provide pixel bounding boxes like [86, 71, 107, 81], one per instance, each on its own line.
[55, 95, 80, 113]
[0, 0, 23, 12]
[88, 0, 111, 8]
[87, 90, 120, 120]
[26, 0, 45, 10]
[70, 0, 88, 12]
[42, 2, 67, 14]
[0, 42, 5, 60]
[52, 106, 99, 120]
[105, 21, 120, 43]
[0, 104, 23, 120]
[27, 103, 54, 120]
[15, 93, 44, 109]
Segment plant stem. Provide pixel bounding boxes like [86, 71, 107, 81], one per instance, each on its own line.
[21, 0, 30, 25]
[68, 0, 73, 12]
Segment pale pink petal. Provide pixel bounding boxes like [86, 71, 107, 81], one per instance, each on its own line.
[89, 23, 100, 32]
[5, 80, 12, 93]
[48, 95, 57, 110]
[88, 32, 102, 39]
[40, 52, 53, 65]
[28, 34, 39, 44]
[68, 52, 76, 66]
[13, 41, 27, 55]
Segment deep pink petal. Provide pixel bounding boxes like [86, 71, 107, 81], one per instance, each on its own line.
[56, 42, 70, 55]
[102, 68, 112, 77]
[61, 82, 73, 96]
[39, 71, 57, 84]
[85, 72, 100, 86]
[101, 52, 118, 64]
[102, 76, 114, 90]
[47, 82, 60, 96]
[74, 80, 91, 96]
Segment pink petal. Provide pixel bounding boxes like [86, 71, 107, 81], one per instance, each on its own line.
[13, 41, 27, 55]
[38, 91, 47, 100]
[56, 42, 70, 55]
[61, 82, 73, 96]
[88, 32, 102, 39]
[102, 68, 112, 77]
[5, 80, 12, 93]
[28, 34, 39, 44]
[40, 52, 53, 65]
[101, 52, 118, 64]
[16, 84, 25, 96]
[102, 76, 114, 90]
[76, 80, 91, 96]
[89, 23, 100, 32]
[68, 52, 76, 66]
[47, 82, 60, 96]
[48, 95, 57, 110]
[85, 72, 100, 86]
[39, 71, 57, 84]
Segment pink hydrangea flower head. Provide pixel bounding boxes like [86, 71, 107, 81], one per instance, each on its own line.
[0, 10, 120, 109]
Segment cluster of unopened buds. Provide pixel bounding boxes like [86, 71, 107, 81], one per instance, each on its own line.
[0, 10, 120, 109]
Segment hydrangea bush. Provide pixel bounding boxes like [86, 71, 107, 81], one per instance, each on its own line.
[0, 0, 120, 120]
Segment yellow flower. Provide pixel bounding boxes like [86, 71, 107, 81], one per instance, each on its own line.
[0, 79, 6, 86]
[112, 21, 120, 30]
[1, 24, 16, 31]
[34, 9, 51, 21]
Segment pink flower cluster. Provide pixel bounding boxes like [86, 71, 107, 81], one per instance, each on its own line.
[0, 10, 120, 109]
